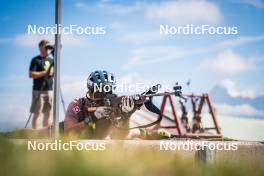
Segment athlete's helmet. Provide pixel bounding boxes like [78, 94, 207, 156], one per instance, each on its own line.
[87, 70, 116, 90]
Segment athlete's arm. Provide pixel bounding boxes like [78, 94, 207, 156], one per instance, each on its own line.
[64, 100, 87, 136]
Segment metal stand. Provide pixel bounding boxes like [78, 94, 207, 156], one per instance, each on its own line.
[153, 93, 222, 138]
[52, 0, 61, 138]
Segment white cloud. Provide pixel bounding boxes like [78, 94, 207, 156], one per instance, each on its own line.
[108, 22, 127, 30]
[221, 79, 256, 98]
[145, 0, 222, 24]
[117, 31, 162, 45]
[76, 0, 222, 24]
[123, 35, 264, 69]
[75, 2, 91, 11]
[216, 35, 264, 49]
[61, 75, 87, 100]
[0, 103, 28, 122]
[13, 33, 89, 48]
[123, 46, 188, 69]
[13, 34, 53, 48]
[216, 103, 264, 117]
[98, 1, 143, 14]
[0, 91, 31, 129]
[201, 50, 250, 75]
[76, 1, 143, 14]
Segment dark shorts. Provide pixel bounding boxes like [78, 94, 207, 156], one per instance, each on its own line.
[30, 90, 52, 113]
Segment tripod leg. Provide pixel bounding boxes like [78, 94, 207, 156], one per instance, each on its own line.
[25, 113, 33, 128]
[60, 87, 66, 114]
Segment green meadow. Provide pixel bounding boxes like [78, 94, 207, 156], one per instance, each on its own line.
[0, 136, 263, 176]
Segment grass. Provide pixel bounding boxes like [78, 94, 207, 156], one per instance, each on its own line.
[0, 135, 264, 176]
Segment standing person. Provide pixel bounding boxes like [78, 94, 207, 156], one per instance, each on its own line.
[29, 40, 54, 129]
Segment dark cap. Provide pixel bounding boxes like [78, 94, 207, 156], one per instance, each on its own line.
[38, 39, 49, 48]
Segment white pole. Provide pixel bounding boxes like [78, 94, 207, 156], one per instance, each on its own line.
[53, 0, 61, 138]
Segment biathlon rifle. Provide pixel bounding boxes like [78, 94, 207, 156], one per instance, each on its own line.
[88, 83, 186, 129]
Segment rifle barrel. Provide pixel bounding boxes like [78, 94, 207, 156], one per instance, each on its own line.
[143, 91, 187, 101]
[144, 92, 176, 97]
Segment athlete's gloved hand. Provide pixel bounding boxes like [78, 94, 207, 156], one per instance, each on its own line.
[94, 106, 112, 119]
[121, 96, 135, 113]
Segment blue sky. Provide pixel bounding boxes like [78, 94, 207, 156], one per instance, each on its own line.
[0, 0, 264, 129]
